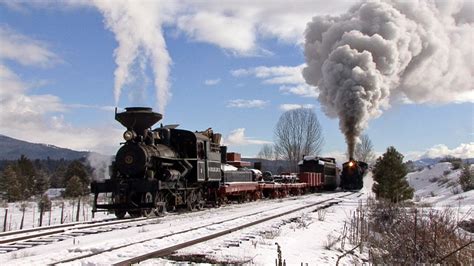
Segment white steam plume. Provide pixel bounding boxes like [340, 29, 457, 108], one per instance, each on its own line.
[303, 0, 473, 158]
[93, 0, 174, 113]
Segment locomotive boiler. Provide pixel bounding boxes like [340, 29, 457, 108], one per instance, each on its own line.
[91, 107, 223, 218]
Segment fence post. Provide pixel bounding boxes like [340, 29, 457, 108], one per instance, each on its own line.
[20, 207, 25, 230]
[39, 205, 44, 227]
[60, 202, 64, 224]
[3, 209, 8, 232]
[76, 198, 81, 222]
[32, 207, 35, 228]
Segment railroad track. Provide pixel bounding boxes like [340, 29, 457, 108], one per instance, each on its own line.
[49, 192, 358, 265]
[0, 216, 151, 253]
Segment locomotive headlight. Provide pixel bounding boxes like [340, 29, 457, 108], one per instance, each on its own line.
[123, 130, 136, 141]
[349, 161, 354, 167]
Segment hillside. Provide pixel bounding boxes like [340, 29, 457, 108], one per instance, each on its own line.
[406, 162, 474, 214]
[0, 134, 89, 160]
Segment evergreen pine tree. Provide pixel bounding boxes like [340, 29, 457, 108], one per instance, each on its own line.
[34, 170, 50, 196]
[16, 155, 37, 198]
[2, 165, 23, 202]
[51, 162, 67, 188]
[64, 160, 90, 194]
[372, 146, 414, 203]
[65, 175, 84, 198]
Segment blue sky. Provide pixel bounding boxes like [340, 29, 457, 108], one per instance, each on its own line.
[0, 1, 472, 161]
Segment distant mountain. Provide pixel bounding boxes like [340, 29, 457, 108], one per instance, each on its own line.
[409, 157, 474, 169]
[0, 134, 89, 160]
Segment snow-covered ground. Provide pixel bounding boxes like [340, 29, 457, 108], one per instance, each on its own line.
[0, 199, 114, 232]
[0, 162, 472, 265]
[0, 192, 355, 265]
[145, 173, 375, 265]
[407, 162, 473, 218]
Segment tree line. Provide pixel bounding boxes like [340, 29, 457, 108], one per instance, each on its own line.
[0, 155, 92, 202]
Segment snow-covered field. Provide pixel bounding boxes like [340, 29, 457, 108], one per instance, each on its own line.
[0, 192, 355, 265]
[0, 161, 472, 265]
[407, 162, 473, 218]
[0, 199, 114, 232]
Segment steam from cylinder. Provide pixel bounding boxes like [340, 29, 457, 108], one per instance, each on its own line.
[302, 0, 473, 158]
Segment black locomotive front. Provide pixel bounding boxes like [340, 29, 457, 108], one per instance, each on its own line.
[91, 107, 221, 218]
[340, 159, 368, 190]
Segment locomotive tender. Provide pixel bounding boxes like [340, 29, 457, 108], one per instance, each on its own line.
[91, 107, 367, 219]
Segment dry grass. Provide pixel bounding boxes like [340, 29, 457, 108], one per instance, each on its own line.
[338, 199, 473, 265]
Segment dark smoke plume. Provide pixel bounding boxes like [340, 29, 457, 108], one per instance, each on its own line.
[303, 0, 473, 158]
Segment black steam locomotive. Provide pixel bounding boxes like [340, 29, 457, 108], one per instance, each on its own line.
[339, 159, 368, 190]
[91, 107, 227, 218]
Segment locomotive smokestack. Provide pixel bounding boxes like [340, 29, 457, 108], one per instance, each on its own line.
[115, 107, 163, 135]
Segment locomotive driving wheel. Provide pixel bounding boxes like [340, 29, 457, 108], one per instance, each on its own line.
[187, 190, 203, 211]
[114, 210, 126, 219]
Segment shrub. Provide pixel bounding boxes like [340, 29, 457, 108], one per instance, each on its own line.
[459, 164, 474, 192]
[346, 200, 473, 264]
[436, 176, 449, 185]
[37, 194, 51, 212]
[440, 156, 463, 170]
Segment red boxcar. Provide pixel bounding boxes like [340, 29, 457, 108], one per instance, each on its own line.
[299, 172, 322, 188]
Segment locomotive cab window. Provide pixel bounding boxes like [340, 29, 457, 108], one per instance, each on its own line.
[197, 141, 205, 159]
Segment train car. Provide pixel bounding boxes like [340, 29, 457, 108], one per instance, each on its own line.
[340, 159, 368, 190]
[298, 156, 339, 190]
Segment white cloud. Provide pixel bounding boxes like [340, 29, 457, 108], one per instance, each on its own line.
[279, 84, 319, 98]
[0, 26, 120, 154]
[177, 11, 256, 55]
[279, 104, 315, 111]
[204, 78, 220, 86]
[172, 1, 351, 55]
[225, 128, 272, 146]
[232, 64, 304, 84]
[405, 142, 474, 160]
[3, 1, 353, 57]
[226, 99, 268, 109]
[0, 26, 61, 67]
[231, 64, 319, 98]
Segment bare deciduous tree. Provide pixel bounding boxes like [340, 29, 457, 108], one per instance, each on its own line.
[354, 134, 375, 164]
[257, 144, 275, 160]
[274, 108, 324, 172]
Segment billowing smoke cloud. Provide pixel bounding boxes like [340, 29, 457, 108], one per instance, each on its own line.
[93, 0, 175, 113]
[303, 0, 473, 158]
